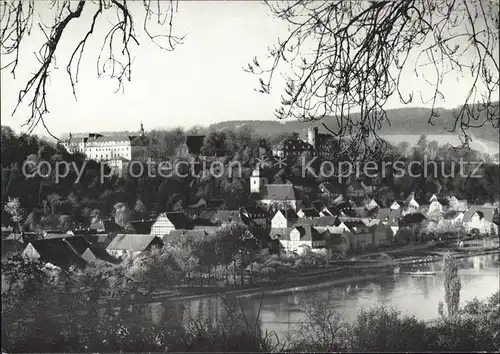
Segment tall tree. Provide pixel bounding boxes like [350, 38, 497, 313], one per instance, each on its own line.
[439, 253, 462, 318]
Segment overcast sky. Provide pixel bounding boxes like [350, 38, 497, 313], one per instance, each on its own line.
[1, 1, 495, 138]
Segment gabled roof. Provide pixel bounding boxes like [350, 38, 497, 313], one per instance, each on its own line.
[444, 210, 464, 220]
[297, 208, 320, 218]
[28, 238, 88, 269]
[362, 218, 381, 227]
[343, 220, 370, 233]
[290, 224, 323, 241]
[162, 212, 193, 229]
[81, 247, 120, 264]
[272, 208, 298, 221]
[106, 234, 163, 251]
[260, 184, 300, 201]
[130, 219, 156, 234]
[463, 206, 497, 223]
[365, 199, 380, 211]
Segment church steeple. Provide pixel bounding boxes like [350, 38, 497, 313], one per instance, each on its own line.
[140, 122, 144, 137]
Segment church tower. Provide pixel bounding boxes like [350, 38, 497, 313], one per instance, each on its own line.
[250, 166, 266, 194]
[140, 122, 145, 137]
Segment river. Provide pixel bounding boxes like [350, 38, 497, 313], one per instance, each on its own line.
[135, 253, 499, 342]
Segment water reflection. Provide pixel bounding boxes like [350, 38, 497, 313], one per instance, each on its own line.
[131, 254, 498, 340]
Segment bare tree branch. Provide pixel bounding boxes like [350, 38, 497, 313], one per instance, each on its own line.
[246, 0, 499, 158]
[0, 0, 183, 138]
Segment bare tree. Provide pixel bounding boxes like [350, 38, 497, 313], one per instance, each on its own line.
[1, 0, 184, 138]
[247, 0, 499, 158]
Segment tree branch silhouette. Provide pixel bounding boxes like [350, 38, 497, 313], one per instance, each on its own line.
[0, 0, 184, 138]
[246, 0, 499, 159]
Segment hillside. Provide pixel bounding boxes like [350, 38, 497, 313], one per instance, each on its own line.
[209, 104, 500, 144]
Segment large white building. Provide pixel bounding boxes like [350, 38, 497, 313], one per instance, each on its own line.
[60, 123, 148, 164]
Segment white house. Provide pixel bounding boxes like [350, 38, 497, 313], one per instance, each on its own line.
[279, 225, 326, 255]
[365, 199, 380, 211]
[427, 200, 444, 220]
[106, 234, 164, 258]
[150, 212, 190, 236]
[390, 201, 402, 210]
[463, 207, 498, 235]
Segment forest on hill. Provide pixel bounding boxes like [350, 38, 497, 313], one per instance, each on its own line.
[209, 103, 500, 144]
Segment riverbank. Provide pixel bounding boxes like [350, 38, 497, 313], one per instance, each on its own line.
[107, 247, 499, 307]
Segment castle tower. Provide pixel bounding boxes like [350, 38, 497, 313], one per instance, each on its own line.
[307, 127, 318, 149]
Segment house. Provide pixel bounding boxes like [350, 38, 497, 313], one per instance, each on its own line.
[150, 212, 192, 237]
[463, 206, 499, 235]
[324, 229, 352, 253]
[296, 207, 320, 218]
[427, 200, 444, 220]
[320, 207, 336, 217]
[255, 183, 302, 210]
[22, 237, 89, 269]
[81, 245, 121, 265]
[405, 193, 420, 211]
[343, 220, 373, 250]
[444, 210, 465, 223]
[279, 224, 327, 255]
[390, 201, 405, 210]
[271, 136, 314, 159]
[106, 234, 164, 258]
[240, 205, 269, 230]
[370, 223, 393, 246]
[269, 209, 298, 241]
[365, 199, 380, 211]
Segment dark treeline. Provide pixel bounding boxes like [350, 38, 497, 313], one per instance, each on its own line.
[2, 125, 499, 233]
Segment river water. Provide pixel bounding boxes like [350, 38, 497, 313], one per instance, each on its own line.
[138, 253, 499, 341]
